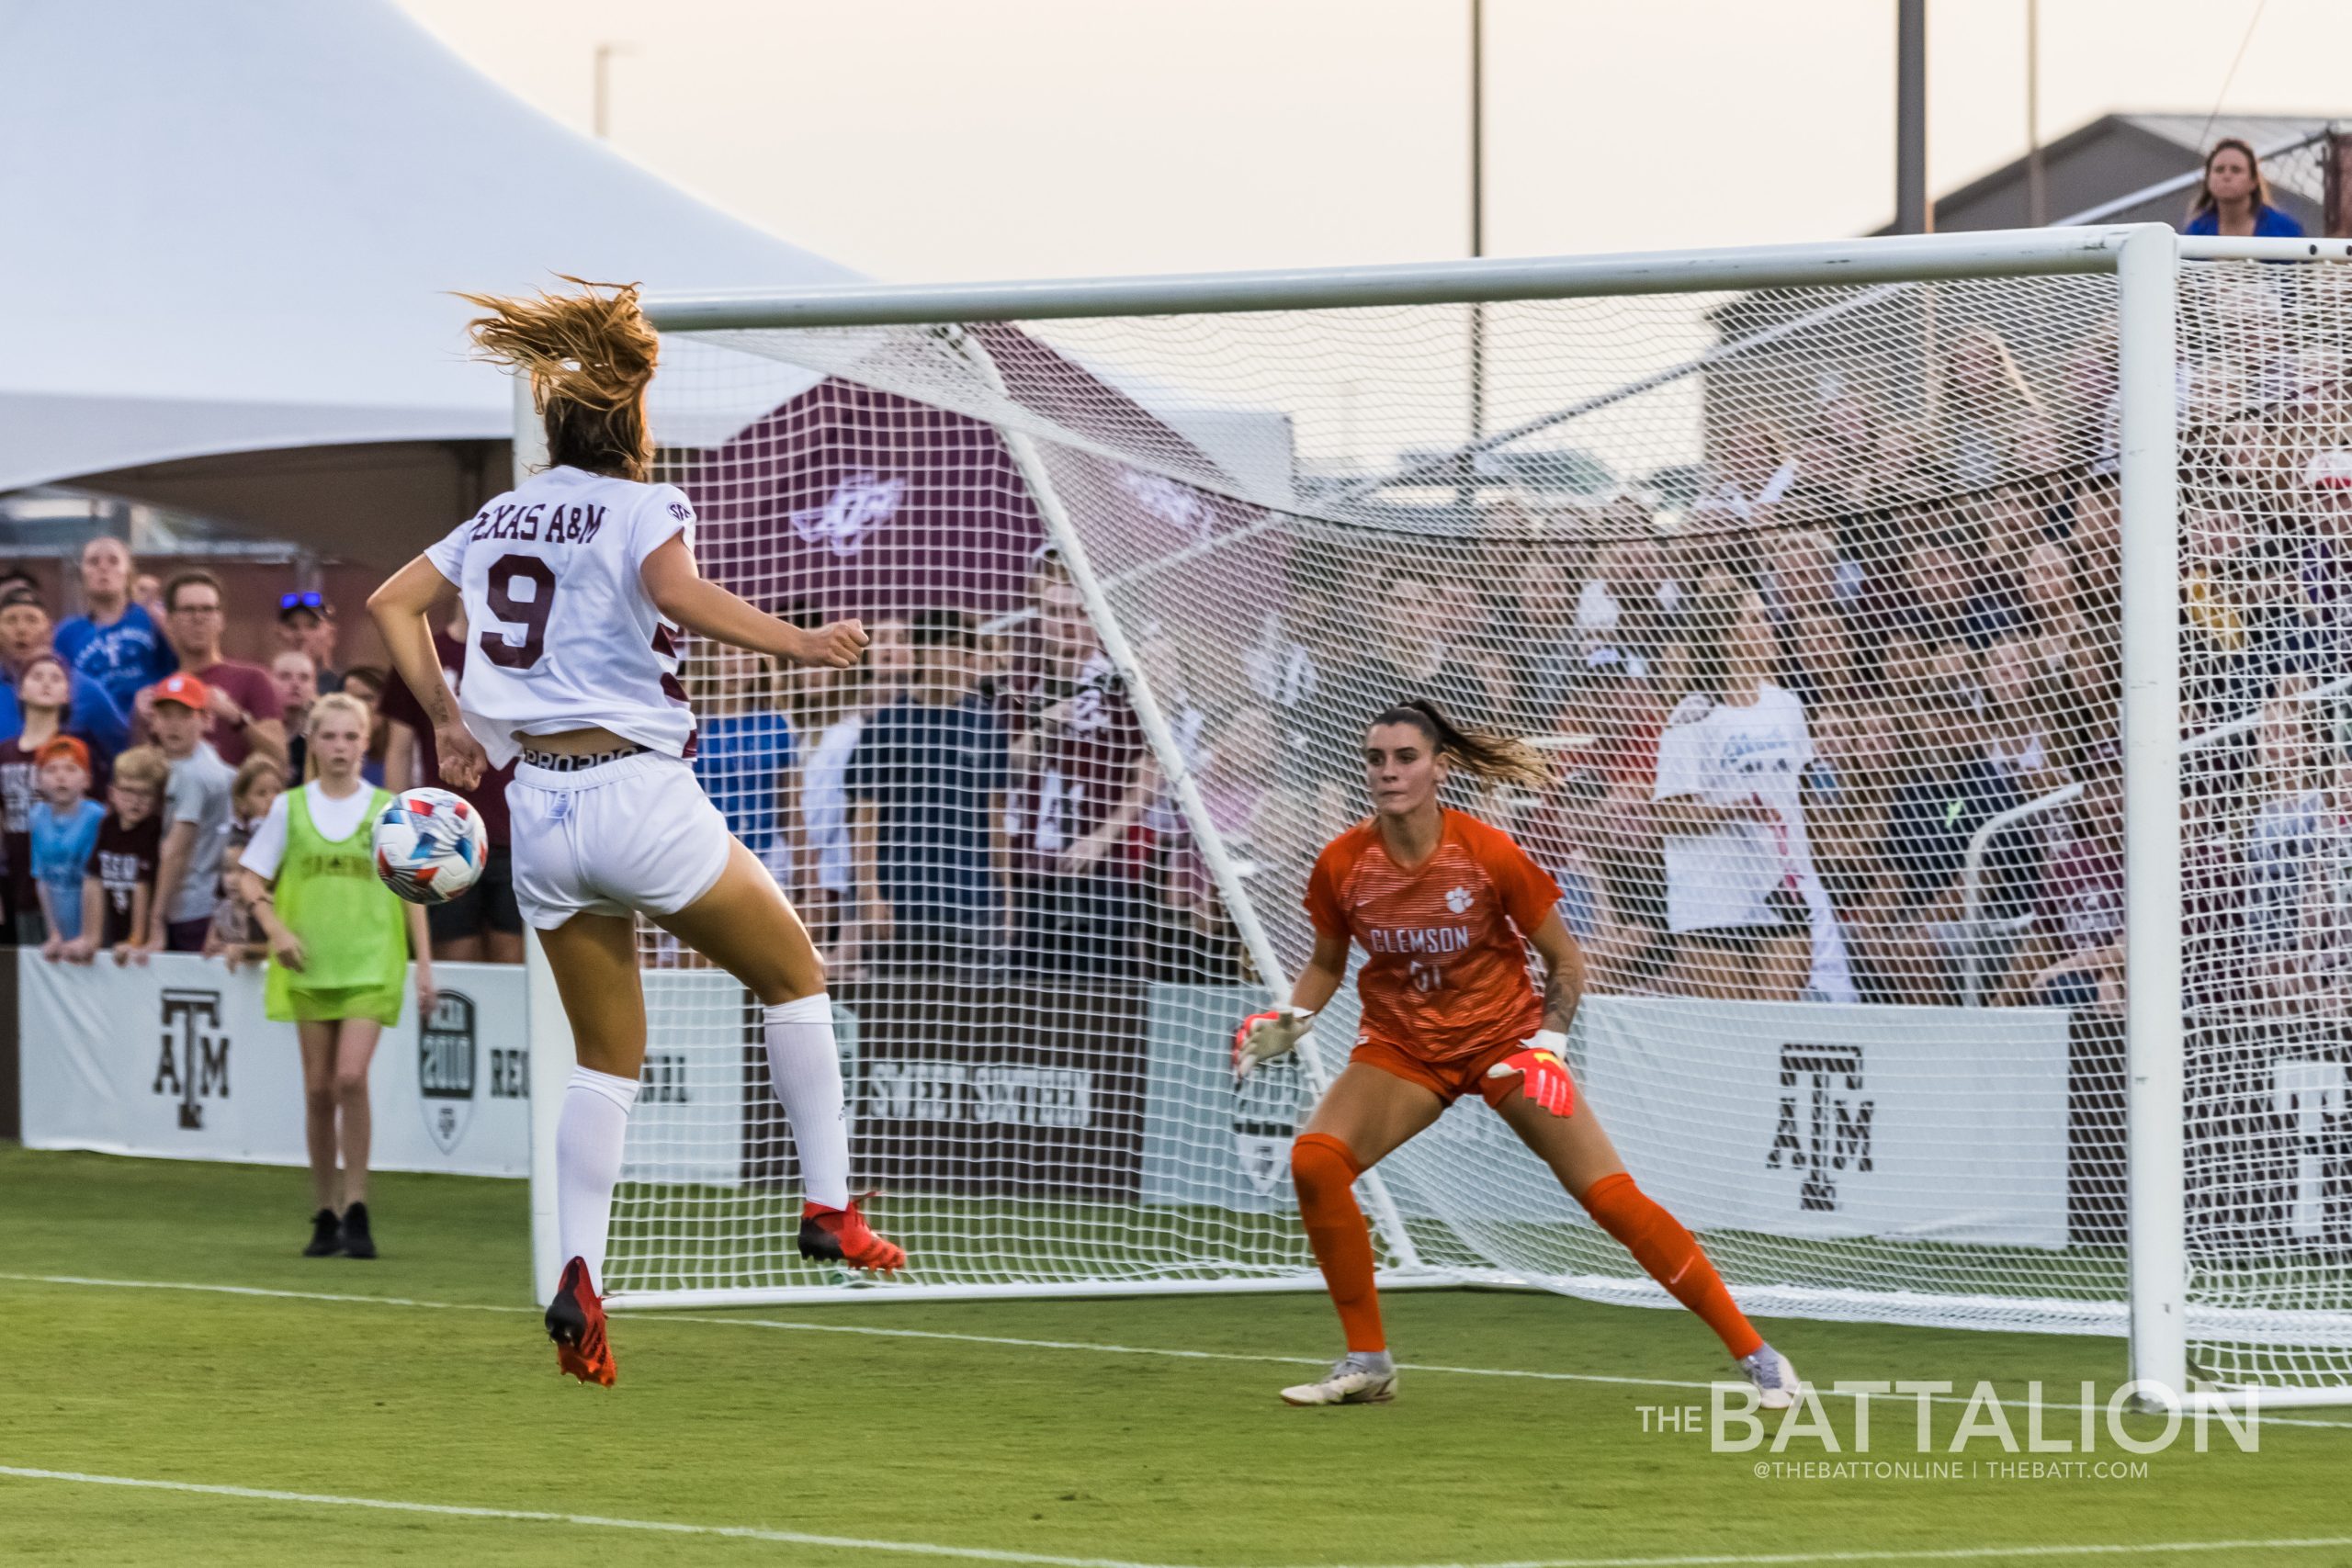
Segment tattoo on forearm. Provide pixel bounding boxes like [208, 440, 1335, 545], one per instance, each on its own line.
[1542, 965, 1575, 1034]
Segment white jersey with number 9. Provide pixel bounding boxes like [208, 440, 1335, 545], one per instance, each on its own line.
[425, 465, 699, 768]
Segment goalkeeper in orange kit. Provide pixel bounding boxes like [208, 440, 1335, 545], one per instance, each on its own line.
[1235, 698, 1798, 1408]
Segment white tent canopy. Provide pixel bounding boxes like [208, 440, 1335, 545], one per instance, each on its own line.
[0, 0, 858, 562]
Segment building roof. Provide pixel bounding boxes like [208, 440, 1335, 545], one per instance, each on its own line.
[1875, 111, 2337, 235]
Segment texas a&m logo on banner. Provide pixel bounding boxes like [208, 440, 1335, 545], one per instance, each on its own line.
[153, 988, 230, 1131]
[1768, 1043, 1874, 1213]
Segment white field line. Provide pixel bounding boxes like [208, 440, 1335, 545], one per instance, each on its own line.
[5, 1271, 2349, 1429]
[6, 1463, 2352, 1568]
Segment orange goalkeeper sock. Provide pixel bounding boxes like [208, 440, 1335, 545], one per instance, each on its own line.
[1292, 1133, 1385, 1353]
[1581, 1172, 1763, 1360]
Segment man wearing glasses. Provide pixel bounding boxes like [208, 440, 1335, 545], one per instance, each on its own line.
[274, 591, 344, 694]
[152, 571, 286, 770]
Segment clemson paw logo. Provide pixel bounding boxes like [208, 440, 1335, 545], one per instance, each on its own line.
[1444, 886, 1473, 914]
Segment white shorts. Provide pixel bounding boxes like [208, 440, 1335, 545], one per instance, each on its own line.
[507, 750, 734, 931]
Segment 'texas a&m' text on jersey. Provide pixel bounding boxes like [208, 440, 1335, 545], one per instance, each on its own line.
[426, 467, 698, 768]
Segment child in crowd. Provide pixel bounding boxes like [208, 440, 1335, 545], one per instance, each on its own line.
[69, 744, 167, 964]
[207, 755, 286, 970]
[31, 737, 105, 959]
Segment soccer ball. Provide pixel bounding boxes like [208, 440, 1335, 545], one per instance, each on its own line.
[373, 787, 489, 905]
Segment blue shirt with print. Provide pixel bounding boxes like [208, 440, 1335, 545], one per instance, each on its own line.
[53, 604, 176, 711]
[846, 694, 1008, 914]
[693, 710, 797, 857]
[29, 797, 104, 940]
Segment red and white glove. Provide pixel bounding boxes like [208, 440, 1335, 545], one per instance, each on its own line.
[1486, 1030, 1576, 1117]
[1232, 1006, 1314, 1083]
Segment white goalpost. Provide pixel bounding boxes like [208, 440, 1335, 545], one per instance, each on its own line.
[519, 224, 2352, 1406]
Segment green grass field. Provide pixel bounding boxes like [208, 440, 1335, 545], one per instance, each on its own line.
[5, 1143, 2348, 1568]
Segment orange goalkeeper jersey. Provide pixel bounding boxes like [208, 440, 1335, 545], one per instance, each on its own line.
[1304, 809, 1561, 1063]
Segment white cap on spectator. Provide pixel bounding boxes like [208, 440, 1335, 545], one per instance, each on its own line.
[2304, 450, 2352, 490]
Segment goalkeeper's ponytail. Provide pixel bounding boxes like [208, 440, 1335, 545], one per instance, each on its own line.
[1369, 698, 1553, 792]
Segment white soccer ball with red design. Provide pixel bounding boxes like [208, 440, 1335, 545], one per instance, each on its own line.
[373, 787, 488, 905]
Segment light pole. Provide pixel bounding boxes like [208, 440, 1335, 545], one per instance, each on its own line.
[1895, 0, 1929, 234]
[1464, 0, 1487, 509]
[593, 42, 634, 141]
[2025, 0, 2046, 225]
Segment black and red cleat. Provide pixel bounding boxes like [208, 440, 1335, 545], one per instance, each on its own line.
[545, 1256, 616, 1386]
[798, 1197, 906, 1273]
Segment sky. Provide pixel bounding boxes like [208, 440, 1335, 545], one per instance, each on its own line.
[391, 1, 2351, 482]
[395, 0, 2350, 282]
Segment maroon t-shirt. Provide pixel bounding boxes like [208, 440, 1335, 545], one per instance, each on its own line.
[2038, 838, 2124, 954]
[0, 737, 35, 915]
[194, 660, 283, 767]
[1010, 651, 1145, 880]
[377, 629, 514, 846]
[94, 809, 162, 946]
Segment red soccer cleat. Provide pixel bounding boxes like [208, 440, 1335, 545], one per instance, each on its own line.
[545, 1256, 616, 1387]
[797, 1197, 906, 1273]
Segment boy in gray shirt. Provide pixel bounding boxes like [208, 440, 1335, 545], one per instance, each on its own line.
[147, 672, 237, 953]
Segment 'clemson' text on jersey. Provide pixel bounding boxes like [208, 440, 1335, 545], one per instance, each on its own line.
[1305, 809, 1560, 1062]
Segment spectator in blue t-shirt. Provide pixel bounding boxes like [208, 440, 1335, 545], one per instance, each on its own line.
[29, 735, 104, 954]
[691, 645, 796, 884]
[52, 537, 176, 712]
[846, 608, 1010, 973]
[2182, 138, 2306, 238]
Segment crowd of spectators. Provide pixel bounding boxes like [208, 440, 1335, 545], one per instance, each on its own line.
[6, 141, 2337, 1010]
[0, 537, 407, 967]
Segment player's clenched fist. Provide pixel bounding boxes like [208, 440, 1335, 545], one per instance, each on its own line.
[1232, 1006, 1313, 1082]
[800, 617, 871, 669]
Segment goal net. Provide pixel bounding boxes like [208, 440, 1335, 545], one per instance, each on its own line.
[573, 230, 2352, 1403]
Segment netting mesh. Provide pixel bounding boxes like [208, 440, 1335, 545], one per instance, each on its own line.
[597, 248, 2352, 1396]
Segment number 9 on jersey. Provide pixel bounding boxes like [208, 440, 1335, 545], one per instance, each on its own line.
[374, 787, 491, 905]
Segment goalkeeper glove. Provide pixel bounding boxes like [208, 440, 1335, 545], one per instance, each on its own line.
[1486, 1030, 1576, 1117]
[1232, 1006, 1314, 1082]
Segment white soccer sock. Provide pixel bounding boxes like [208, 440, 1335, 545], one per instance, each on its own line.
[763, 994, 850, 1210]
[557, 1065, 639, 1285]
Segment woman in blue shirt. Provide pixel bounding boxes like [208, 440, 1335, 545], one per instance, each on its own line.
[2183, 139, 2304, 238]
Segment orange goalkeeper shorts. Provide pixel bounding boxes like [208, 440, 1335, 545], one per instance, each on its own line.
[1350, 1036, 1546, 1111]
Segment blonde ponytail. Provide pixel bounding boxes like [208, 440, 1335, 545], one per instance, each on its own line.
[456, 276, 660, 480]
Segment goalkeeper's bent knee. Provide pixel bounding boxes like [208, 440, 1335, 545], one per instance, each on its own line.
[1291, 1132, 1363, 1202]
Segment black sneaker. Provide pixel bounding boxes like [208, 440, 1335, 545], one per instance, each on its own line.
[339, 1201, 377, 1259]
[303, 1208, 343, 1258]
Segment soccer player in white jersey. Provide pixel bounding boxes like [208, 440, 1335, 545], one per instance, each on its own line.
[368, 280, 901, 1387]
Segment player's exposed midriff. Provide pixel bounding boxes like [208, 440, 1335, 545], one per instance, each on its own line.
[514, 724, 630, 754]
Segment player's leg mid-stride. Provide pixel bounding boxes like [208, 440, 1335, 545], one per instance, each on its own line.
[368, 279, 903, 1387]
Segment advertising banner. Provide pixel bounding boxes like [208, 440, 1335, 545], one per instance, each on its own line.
[832, 977, 1149, 1201]
[1134, 985, 2075, 1248]
[18, 952, 532, 1177]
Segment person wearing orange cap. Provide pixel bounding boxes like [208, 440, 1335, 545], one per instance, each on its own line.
[28, 734, 102, 955]
[145, 671, 237, 953]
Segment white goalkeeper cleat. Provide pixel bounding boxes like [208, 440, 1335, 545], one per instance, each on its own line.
[1280, 1352, 1397, 1407]
[1738, 1343, 1800, 1410]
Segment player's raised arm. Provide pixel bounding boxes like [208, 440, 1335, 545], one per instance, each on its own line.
[368, 557, 488, 790]
[638, 535, 868, 669]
